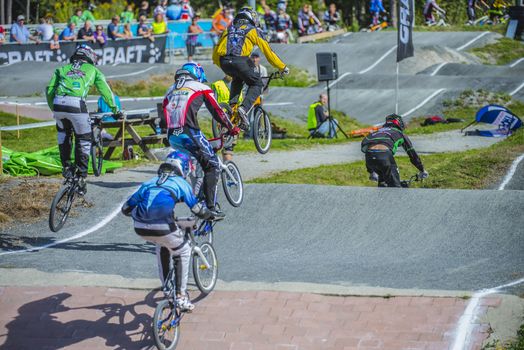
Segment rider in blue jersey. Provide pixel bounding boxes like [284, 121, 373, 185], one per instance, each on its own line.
[122, 151, 214, 311]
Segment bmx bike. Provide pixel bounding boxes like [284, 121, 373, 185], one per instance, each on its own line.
[212, 71, 284, 155]
[152, 216, 218, 350]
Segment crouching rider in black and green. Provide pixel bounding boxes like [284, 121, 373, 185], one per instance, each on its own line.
[46, 44, 121, 194]
[361, 114, 428, 187]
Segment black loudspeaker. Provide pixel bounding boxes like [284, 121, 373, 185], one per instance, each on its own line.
[316, 52, 338, 81]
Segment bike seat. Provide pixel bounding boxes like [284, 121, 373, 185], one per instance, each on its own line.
[175, 217, 197, 230]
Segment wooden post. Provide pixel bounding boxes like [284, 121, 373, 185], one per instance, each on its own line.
[16, 102, 20, 139]
[0, 129, 3, 176]
[7, 0, 12, 25]
[121, 115, 126, 159]
[1, 0, 5, 25]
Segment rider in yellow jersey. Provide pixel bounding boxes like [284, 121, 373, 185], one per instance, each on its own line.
[212, 7, 288, 128]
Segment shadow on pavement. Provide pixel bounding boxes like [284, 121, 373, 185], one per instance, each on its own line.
[2, 290, 159, 349]
[0, 234, 156, 256]
[88, 181, 143, 189]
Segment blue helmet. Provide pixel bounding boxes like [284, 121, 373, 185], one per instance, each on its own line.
[157, 151, 192, 184]
[175, 62, 207, 83]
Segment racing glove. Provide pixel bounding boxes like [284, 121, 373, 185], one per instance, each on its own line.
[419, 170, 429, 180]
[121, 203, 133, 216]
[282, 66, 290, 75]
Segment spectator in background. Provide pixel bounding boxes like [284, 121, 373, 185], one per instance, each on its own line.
[297, 4, 322, 36]
[370, 0, 386, 26]
[466, 0, 476, 25]
[108, 16, 126, 40]
[82, 3, 97, 24]
[323, 3, 341, 31]
[211, 7, 231, 45]
[94, 25, 108, 46]
[78, 20, 95, 43]
[307, 94, 338, 138]
[251, 52, 267, 77]
[137, 15, 155, 41]
[180, 0, 194, 21]
[139, 1, 151, 18]
[186, 13, 203, 61]
[59, 22, 76, 41]
[50, 30, 60, 50]
[166, 0, 183, 20]
[10, 15, 40, 44]
[0, 26, 5, 44]
[277, 0, 287, 12]
[121, 4, 135, 24]
[154, 0, 168, 17]
[423, 0, 445, 25]
[123, 23, 134, 38]
[152, 13, 169, 35]
[70, 8, 84, 27]
[262, 3, 277, 32]
[37, 18, 54, 41]
[277, 3, 293, 32]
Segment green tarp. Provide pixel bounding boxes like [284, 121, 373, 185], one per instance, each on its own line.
[1, 146, 123, 176]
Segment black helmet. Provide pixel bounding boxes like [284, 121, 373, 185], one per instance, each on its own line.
[235, 7, 259, 27]
[385, 113, 405, 130]
[70, 44, 98, 65]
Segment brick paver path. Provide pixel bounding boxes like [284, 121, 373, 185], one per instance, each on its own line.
[0, 286, 495, 350]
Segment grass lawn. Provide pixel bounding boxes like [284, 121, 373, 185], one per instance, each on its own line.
[469, 37, 524, 65]
[268, 65, 316, 88]
[484, 321, 524, 350]
[250, 127, 524, 190]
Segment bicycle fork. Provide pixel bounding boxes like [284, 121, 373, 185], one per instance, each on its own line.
[218, 159, 239, 186]
[193, 245, 211, 269]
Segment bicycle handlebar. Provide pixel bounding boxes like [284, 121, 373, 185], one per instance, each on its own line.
[261, 71, 284, 91]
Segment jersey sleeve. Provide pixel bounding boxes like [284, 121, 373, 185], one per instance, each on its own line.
[203, 89, 233, 130]
[402, 135, 424, 172]
[46, 69, 60, 110]
[180, 180, 198, 208]
[249, 29, 286, 70]
[94, 68, 118, 113]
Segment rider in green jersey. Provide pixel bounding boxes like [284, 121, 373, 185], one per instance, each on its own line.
[46, 44, 121, 193]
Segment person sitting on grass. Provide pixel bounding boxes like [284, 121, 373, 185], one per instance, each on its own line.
[307, 93, 338, 139]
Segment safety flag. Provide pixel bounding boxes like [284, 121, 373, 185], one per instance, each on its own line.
[397, 0, 415, 62]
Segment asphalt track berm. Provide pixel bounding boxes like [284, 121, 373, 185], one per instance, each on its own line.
[1, 181, 523, 296]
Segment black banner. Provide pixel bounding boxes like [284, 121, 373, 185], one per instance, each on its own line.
[397, 0, 415, 62]
[0, 36, 167, 65]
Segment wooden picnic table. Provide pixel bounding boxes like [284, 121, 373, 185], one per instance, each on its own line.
[100, 110, 169, 161]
